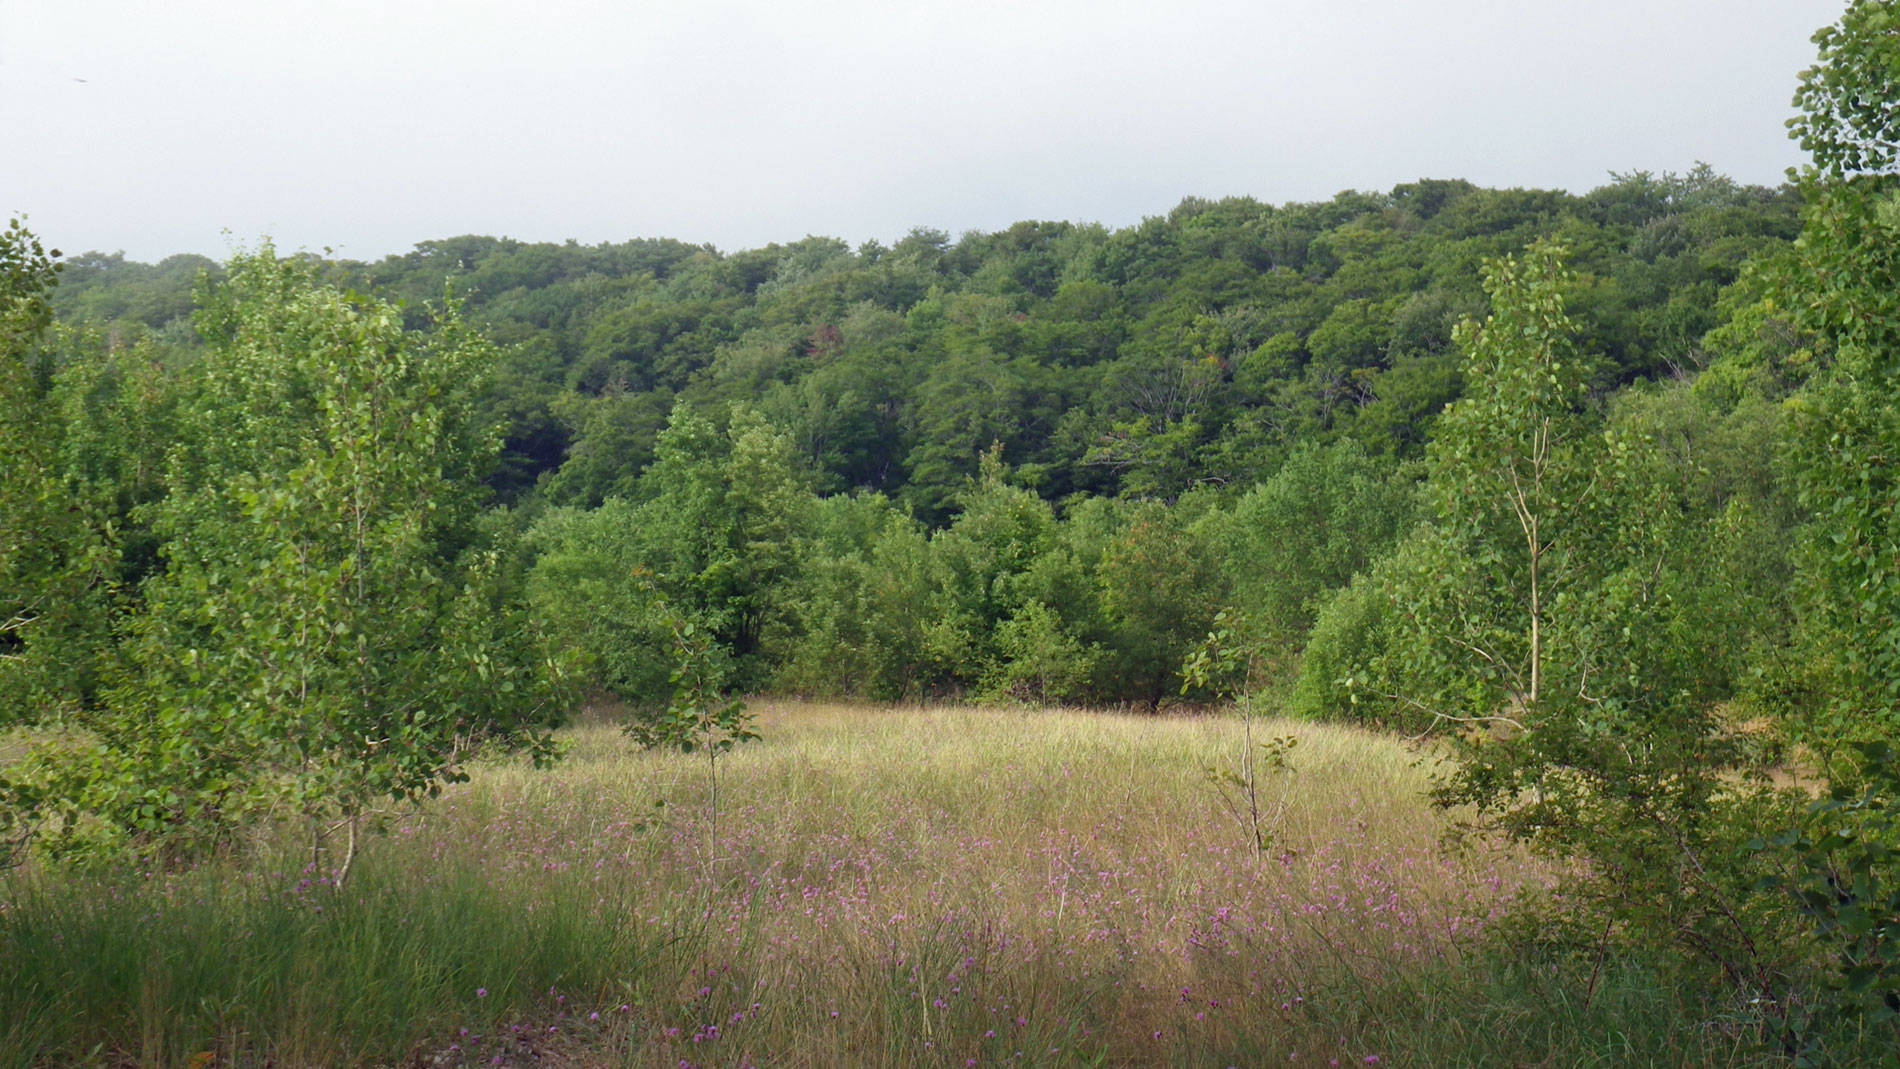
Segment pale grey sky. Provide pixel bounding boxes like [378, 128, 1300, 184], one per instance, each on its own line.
[0, 0, 1847, 263]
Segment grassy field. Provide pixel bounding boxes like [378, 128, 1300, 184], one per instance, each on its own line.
[0, 702, 1805, 1067]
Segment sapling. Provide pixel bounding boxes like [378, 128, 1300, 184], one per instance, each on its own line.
[625, 573, 758, 858]
[1184, 609, 1299, 863]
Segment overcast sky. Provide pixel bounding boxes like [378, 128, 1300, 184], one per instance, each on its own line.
[0, 0, 1846, 263]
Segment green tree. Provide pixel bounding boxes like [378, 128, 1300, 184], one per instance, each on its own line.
[1753, 5, 1900, 1056]
[538, 386, 672, 507]
[631, 402, 811, 671]
[1790, 0, 1900, 177]
[1, 219, 95, 721]
[1215, 439, 1416, 660]
[1380, 242, 1611, 725]
[981, 601, 1099, 704]
[626, 580, 756, 855]
[35, 247, 567, 863]
[1376, 241, 1793, 991]
[924, 447, 1059, 684]
[1095, 499, 1223, 709]
[771, 494, 909, 698]
[523, 498, 677, 705]
[1290, 566, 1398, 724]
[1782, 0, 1900, 745]
[855, 511, 960, 698]
[1, 221, 114, 865]
[903, 342, 1027, 519]
[528, 401, 812, 702]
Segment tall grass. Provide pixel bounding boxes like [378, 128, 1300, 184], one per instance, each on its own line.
[0, 831, 674, 1067]
[0, 703, 1849, 1066]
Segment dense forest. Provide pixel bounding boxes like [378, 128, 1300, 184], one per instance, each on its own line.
[23, 165, 1807, 714]
[8, 0, 1900, 1061]
[53, 167, 1798, 511]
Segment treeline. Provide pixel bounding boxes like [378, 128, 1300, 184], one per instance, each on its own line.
[527, 425, 1412, 709]
[35, 166, 1806, 711]
[55, 167, 1796, 516]
[518, 329, 1792, 717]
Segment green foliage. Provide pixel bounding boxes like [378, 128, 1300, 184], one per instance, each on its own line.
[0, 217, 60, 355]
[1790, 0, 1900, 180]
[624, 580, 756, 760]
[1183, 609, 1299, 861]
[47, 168, 1802, 506]
[1783, 193, 1900, 738]
[523, 497, 677, 704]
[1753, 741, 1900, 1065]
[980, 601, 1099, 705]
[526, 401, 812, 702]
[1, 222, 116, 865]
[537, 386, 671, 507]
[1381, 241, 1605, 725]
[767, 454, 1229, 706]
[1608, 381, 1802, 712]
[46, 251, 215, 354]
[1288, 564, 1401, 725]
[23, 247, 569, 858]
[1180, 607, 1270, 703]
[0, 220, 106, 723]
[1092, 499, 1224, 708]
[1780, 1, 1900, 743]
[1214, 440, 1416, 657]
[902, 341, 1031, 518]
[45, 333, 188, 591]
[13, 156, 1824, 730]
[617, 576, 757, 856]
[1368, 242, 1764, 735]
[926, 447, 1059, 670]
[1694, 266, 1819, 406]
[1346, 240, 1800, 994]
[771, 498, 944, 701]
[1739, 8, 1900, 1061]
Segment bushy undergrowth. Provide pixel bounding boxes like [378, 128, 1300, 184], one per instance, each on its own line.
[2, 703, 1881, 1067]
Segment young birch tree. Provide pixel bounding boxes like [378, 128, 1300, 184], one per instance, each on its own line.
[1378, 240, 1791, 992]
[36, 247, 568, 866]
[1381, 240, 1599, 732]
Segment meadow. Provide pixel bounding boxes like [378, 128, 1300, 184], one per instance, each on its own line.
[0, 704, 1806, 1067]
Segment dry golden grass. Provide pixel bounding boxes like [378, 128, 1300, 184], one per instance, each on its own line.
[418, 700, 1559, 1067]
[32, 703, 1795, 1068]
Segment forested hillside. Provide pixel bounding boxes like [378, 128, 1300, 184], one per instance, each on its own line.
[32, 168, 1808, 711]
[56, 169, 1797, 510]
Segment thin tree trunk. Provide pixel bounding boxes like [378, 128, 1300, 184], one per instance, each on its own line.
[335, 814, 358, 890]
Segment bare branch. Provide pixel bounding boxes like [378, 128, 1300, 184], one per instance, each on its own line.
[1387, 690, 1529, 741]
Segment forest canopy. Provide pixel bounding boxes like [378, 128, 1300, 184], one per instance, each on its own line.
[14, 166, 1811, 717]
